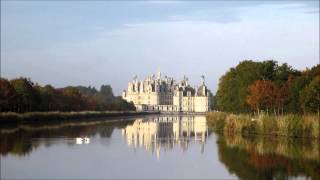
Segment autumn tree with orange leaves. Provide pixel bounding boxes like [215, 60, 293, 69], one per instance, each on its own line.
[246, 80, 279, 115]
[0, 78, 17, 111]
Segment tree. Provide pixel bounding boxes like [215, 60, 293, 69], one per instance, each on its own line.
[100, 85, 114, 100]
[35, 85, 61, 111]
[0, 78, 17, 111]
[61, 87, 85, 111]
[259, 60, 277, 81]
[216, 61, 261, 113]
[216, 60, 276, 113]
[109, 97, 135, 111]
[75, 86, 98, 96]
[216, 60, 305, 114]
[1, 77, 135, 112]
[299, 76, 320, 115]
[246, 80, 278, 115]
[273, 63, 299, 86]
[10, 78, 39, 112]
[208, 92, 215, 110]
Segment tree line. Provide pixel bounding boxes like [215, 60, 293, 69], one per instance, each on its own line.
[215, 60, 319, 115]
[0, 77, 135, 112]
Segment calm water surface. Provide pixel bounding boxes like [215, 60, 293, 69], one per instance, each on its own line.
[1, 115, 319, 179]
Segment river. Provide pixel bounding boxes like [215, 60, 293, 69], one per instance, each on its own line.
[1, 115, 319, 179]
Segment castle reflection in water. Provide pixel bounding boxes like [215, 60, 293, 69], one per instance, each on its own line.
[122, 115, 208, 159]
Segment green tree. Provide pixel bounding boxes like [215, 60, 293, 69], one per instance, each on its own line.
[273, 63, 299, 86]
[216, 60, 301, 114]
[75, 86, 98, 96]
[100, 85, 114, 100]
[10, 78, 40, 112]
[61, 87, 85, 111]
[36, 85, 62, 111]
[216, 60, 275, 113]
[286, 76, 310, 113]
[299, 76, 320, 115]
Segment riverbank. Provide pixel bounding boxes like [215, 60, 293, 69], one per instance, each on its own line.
[0, 111, 159, 124]
[206, 112, 319, 139]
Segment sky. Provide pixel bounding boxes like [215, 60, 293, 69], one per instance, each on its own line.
[1, 1, 319, 95]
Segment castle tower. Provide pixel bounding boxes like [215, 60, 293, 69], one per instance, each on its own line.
[201, 75, 205, 85]
[157, 70, 161, 80]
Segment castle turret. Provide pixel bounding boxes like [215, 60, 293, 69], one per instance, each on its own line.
[201, 75, 205, 85]
[157, 70, 161, 80]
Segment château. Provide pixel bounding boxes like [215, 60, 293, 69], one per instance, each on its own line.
[122, 71, 211, 112]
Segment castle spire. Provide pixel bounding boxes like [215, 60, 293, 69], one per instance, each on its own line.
[157, 69, 161, 80]
[133, 74, 138, 82]
[201, 75, 205, 85]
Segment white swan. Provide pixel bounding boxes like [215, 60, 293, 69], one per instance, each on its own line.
[76, 138, 83, 144]
[76, 137, 90, 144]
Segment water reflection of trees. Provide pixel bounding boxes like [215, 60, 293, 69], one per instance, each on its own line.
[0, 120, 132, 156]
[217, 133, 320, 180]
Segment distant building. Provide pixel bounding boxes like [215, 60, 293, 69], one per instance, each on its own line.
[122, 71, 211, 112]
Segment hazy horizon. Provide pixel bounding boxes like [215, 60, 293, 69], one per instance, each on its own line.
[1, 1, 319, 95]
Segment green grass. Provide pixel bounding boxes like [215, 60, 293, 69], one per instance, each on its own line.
[207, 112, 320, 139]
[0, 111, 158, 124]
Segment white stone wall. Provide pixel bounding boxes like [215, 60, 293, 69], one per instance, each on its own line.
[194, 96, 209, 112]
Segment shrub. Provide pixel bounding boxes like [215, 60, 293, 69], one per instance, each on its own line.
[206, 112, 319, 139]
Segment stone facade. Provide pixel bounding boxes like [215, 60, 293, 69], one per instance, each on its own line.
[122, 71, 211, 112]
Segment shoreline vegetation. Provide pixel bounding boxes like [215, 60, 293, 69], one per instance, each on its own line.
[0, 77, 136, 113]
[208, 60, 319, 140]
[0, 111, 159, 124]
[207, 112, 319, 139]
[215, 61, 319, 115]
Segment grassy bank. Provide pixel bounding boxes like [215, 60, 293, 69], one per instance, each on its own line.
[0, 111, 159, 124]
[206, 112, 319, 139]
